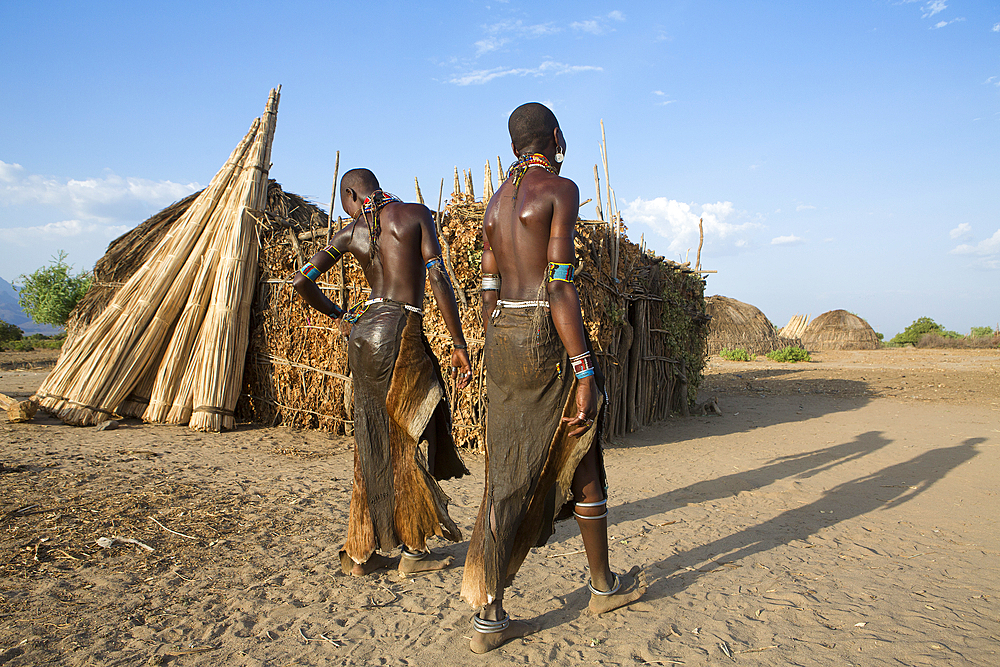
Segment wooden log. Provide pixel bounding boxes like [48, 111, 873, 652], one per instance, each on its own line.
[0, 393, 37, 423]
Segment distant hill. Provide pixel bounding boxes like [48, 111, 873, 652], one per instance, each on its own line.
[0, 277, 62, 335]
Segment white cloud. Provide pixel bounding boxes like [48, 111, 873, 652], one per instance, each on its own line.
[922, 1, 947, 19]
[771, 235, 805, 245]
[950, 229, 1000, 269]
[993, 23, 999, 32]
[0, 218, 132, 248]
[474, 20, 560, 55]
[796, 204, 816, 211]
[0, 160, 199, 224]
[623, 197, 762, 256]
[450, 61, 602, 86]
[571, 11, 626, 35]
[949, 222, 972, 239]
[652, 90, 675, 106]
[931, 17, 964, 29]
[951, 229, 1000, 255]
[571, 20, 602, 34]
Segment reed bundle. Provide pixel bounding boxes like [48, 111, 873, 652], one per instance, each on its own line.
[35, 88, 281, 431]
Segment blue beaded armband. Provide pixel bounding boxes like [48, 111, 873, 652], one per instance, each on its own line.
[547, 262, 575, 282]
[300, 262, 322, 282]
[426, 257, 444, 271]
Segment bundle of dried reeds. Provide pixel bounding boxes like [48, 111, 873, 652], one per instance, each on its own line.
[188, 88, 278, 431]
[35, 88, 281, 431]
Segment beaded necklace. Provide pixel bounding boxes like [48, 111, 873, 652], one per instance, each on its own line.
[358, 190, 401, 256]
[506, 153, 556, 197]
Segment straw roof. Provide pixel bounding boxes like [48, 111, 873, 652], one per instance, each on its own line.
[705, 295, 800, 355]
[800, 309, 880, 350]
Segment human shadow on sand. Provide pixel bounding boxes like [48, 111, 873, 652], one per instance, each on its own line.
[639, 437, 985, 604]
[610, 430, 895, 526]
[621, 368, 873, 446]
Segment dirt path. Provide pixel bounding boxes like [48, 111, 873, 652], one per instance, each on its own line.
[1, 349, 998, 666]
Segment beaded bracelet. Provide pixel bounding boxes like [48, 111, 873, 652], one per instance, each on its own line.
[570, 351, 595, 379]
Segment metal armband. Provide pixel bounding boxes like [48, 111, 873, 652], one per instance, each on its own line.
[481, 273, 501, 291]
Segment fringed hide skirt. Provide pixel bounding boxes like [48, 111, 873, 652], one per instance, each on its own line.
[461, 304, 605, 608]
[341, 301, 467, 570]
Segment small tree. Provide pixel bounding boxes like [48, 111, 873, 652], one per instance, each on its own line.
[0, 319, 23, 342]
[969, 326, 994, 338]
[15, 251, 92, 328]
[888, 317, 959, 346]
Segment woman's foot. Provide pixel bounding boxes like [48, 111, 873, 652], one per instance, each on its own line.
[398, 550, 453, 575]
[470, 613, 533, 654]
[587, 565, 646, 616]
[341, 552, 394, 577]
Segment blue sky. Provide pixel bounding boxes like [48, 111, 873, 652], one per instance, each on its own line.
[1, 0, 997, 338]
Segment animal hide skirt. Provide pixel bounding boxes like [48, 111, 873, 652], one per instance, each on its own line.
[461, 304, 605, 608]
[341, 301, 467, 571]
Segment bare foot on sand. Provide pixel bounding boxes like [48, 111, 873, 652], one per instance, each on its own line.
[470, 616, 533, 654]
[341, 552, 394, 576]
[398, 551, 453, 575]
[587, 566, 646, 616]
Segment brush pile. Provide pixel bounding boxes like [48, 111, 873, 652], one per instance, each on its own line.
[34, 88, 281, 431]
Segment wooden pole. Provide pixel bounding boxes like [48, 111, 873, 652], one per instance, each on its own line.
[453, 167, 461, 196]
[415, 177, 425, 205]
[326, 151, 339, 246]
[593, 164, 604, 222]
[484, 162, 494, 201]
[696, 218, 704, 272]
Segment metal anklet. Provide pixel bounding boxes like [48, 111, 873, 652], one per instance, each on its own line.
[402, 549, 426, 560]
[473, 612, 511, 633]
[573, 498, 608, 520]
[588, 572, 621, 597]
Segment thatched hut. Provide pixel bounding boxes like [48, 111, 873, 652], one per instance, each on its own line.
[800, 309, 880, 350]
[705, 295, 800, 356]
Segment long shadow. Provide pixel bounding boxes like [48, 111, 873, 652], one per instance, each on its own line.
[622, 367, 873, 446]
[529, 438, 983, 634]
[609, 430, 894, 528]
[641, 437, 985, 603]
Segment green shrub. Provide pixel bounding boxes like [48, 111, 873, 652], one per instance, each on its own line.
[2, 340, 35, 352]
[15, 250, 91, 327]
[0, 319, 23, 342]
[889, 317, 959, 346]
[969, 326, 995, 338]
[719, 347, 753, 361]
[766, 346, 811, 362]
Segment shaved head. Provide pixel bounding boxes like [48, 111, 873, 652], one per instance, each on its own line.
[341, 168, 380, 199]
[508, 102, 559, 155]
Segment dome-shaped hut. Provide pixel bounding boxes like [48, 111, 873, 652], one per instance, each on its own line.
[705, 295, 800, 356]
[800, 309, 880, 350]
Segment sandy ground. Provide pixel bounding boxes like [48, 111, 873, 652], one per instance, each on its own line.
[1, 348, 998, 666]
